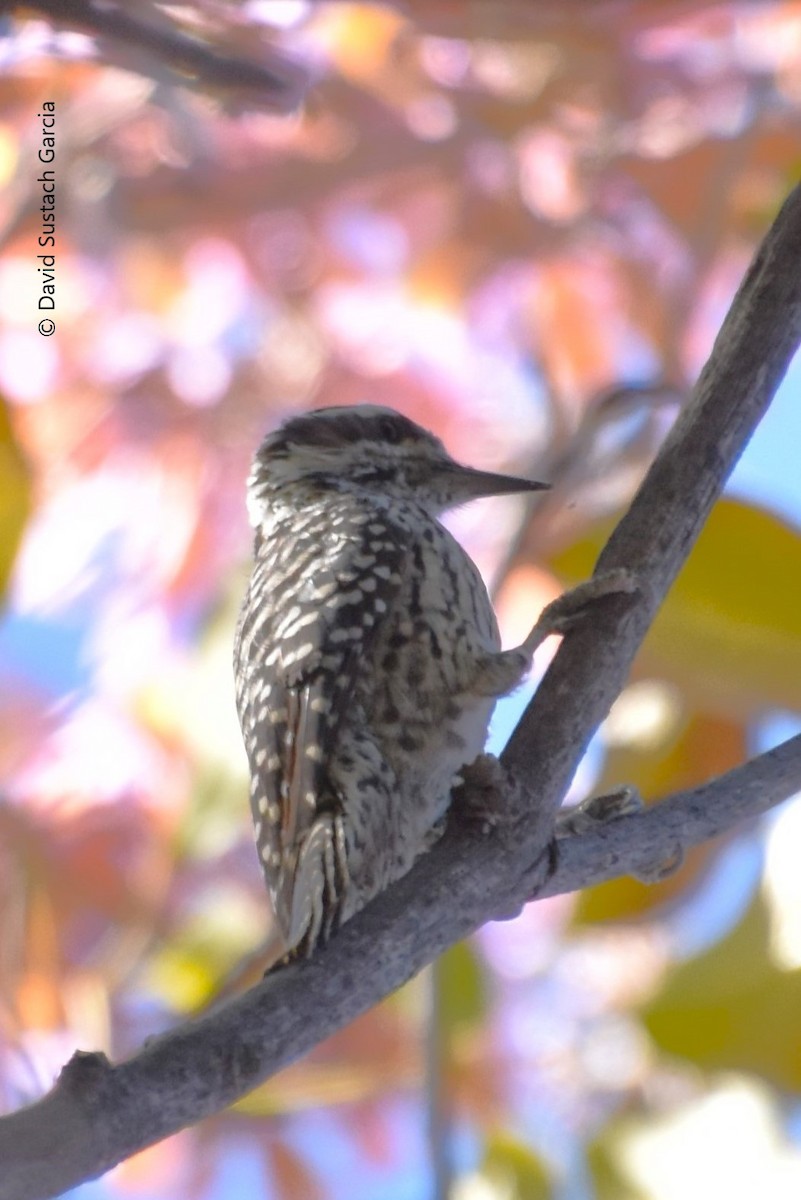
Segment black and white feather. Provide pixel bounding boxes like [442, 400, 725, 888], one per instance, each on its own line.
[235, 405, 548, 960]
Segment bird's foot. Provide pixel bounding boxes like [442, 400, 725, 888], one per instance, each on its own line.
[556, 785, 684, 882]
[452, 753, 511, 834]
[556, 784, 644, 836]
[522, 568, 641, 655]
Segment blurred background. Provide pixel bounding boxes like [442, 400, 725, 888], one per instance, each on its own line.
[1, 1, 801, 1197]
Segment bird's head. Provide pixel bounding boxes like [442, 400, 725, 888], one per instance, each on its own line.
[247, 405, 548, 524]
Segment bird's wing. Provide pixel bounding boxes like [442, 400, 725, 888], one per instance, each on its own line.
[234, 506, 411, 946]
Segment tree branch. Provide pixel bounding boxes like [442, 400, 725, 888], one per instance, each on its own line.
[14, 0, 307, 111]
[3, 184, 801, 1199]
[546, 732, 801, 896]
[502, 178, 801, 784]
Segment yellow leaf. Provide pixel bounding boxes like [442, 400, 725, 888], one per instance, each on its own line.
[587, 1127, 650, 1200]
[321, 5, 407, 84]
[0, 396, 31, 601]
[482, 1130, 554, 1200]
[643, 895, 801, 1091]
[436, 940, 488, 1033]
[549, 498, 801, 719]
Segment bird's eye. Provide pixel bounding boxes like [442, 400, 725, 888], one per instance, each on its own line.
[379, 417, 401, 443]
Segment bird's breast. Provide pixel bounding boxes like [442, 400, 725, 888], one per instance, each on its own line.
[357, 520, 500, 823]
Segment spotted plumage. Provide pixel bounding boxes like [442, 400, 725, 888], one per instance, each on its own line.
[234, 404, 549, 961]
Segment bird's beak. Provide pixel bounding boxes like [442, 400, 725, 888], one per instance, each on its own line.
[445, 463, 550, 499]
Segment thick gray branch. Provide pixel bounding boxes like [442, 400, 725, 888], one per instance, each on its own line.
[2, 183, 801, 1199]
[502, 179, 801, 785]
[2, 737, 801, 1200]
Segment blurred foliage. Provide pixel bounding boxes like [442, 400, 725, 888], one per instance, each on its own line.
[643, 895, 801, 1092]
[587, 1074, 801, 1200]
[587, 1130, 649, 1200]
[556, 497, 801, 924]
[1, 2, 801, 1198]
[438, 940, 489, 1035]
[480, 1130, 555, 1199]
[550, 499, 801, 721]
[0, 395, 31, 601]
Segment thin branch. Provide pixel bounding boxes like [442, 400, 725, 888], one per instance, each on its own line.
[545, 732, 801, 897]
[424, 961, 453, 1200]
[14, 0, 307, 110]
[2, 184, 801, 1200]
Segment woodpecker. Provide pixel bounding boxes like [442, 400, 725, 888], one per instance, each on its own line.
[235, 405, 626, 964]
